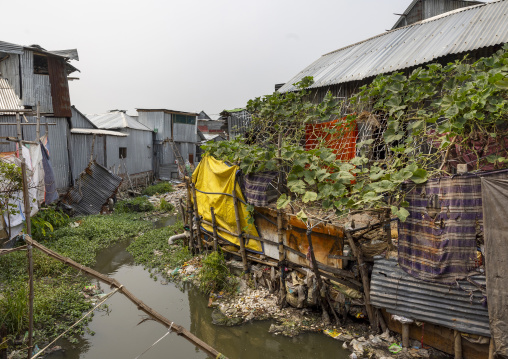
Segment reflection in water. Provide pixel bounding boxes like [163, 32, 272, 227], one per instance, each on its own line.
[46, 226, 349, 359]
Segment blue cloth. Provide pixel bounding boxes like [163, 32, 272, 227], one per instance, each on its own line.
[40, 140, 59, 204]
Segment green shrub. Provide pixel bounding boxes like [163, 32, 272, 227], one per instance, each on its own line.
[31, 207, 69, 241]
[198, 251, 238, 295]
[142, 182, 174, 196]
[159, 198, 174, 212]
[115, 196, 155, 213]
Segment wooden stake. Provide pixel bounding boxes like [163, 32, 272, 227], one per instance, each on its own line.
[277, 209, 286, 305]
[402, 323, 410, 348]
[210, 207, 218, 252]
[454, 330, 462, 359]
[384, 209, 394, 251]
[345, 231, 375, 325]
[232, 181, 248, 273]
[305, 227, 339, 324]
[179, 198, 187, 225]
[190, 183, 203, 253]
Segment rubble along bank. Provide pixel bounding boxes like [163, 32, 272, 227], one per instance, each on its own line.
[127, 230, 449, 359]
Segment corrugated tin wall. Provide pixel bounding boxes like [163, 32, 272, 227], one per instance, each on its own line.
[109, 128, 152, 175]
[71, 106, 95, 129]
[33, 75, 53, 113]
[173, 122, 196, 142]
[70, 134, 106, 180]
[0, 54, 20, 96]
[138, 111, 166, 140]
[106, 135, 125, 174]
[20, 50, 34, 107]
[0, 115, 71, 190]
[21, 116, 71, 190]
[371, 257, 490, 337]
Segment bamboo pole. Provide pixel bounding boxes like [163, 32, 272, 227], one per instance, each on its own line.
[232, 181, 248, 273]
[277, 209, 286, 305]
[345, 231, 375, 325]
[21, 159, 34, 359]
[454, 330, 462, 359]
[489, 338, 495, 359]
[24, 236, 226, 359]
[210, 207, 218, 252]
[16, 111, 34, 359]
[190, 183, 203, 253]
[179, 198, 187, 225]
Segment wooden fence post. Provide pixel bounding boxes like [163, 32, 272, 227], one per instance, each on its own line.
[232, 182, 248, 274]
[277, 209, 286, 305]
[190, 183, 203, 253]
[210, 207, 218, 252]
[186, 182, 195, 253]
[454, 330, 462, 359]
[345, 231, 375, 326]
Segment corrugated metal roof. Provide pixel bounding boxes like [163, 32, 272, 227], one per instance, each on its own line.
[0, 78, 22, 111]
[0, 40, 24, 55]
[87, 111, 152, 131]
[62, 161, 122, 215]
[49, 49, 79, 61]
[279, 0, 508, 93]
[370, 257, 490, 337]
[70, 128, 128, 137]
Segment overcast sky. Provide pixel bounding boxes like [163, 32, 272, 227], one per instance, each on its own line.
[3, 0, 407, 116]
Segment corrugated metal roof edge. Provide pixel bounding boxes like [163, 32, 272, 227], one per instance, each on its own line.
[323, 0, 495, 57]
[136, 108, 198, 116]
[70, 128, 128, 137]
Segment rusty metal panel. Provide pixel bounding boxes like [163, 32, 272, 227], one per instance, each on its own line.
[47, 56, 71, 117]
[255, 207, 343, 268]
[62, 161, 122, 215]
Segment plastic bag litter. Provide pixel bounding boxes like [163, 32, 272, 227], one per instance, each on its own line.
[391, 314, 414, 324]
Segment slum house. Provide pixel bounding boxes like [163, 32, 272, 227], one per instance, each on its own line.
[136, 109, 199, 180]
[0, 41, 79, 191]
[69, 106, 129, 183]
[270, 1, 508, 357]
[277, 0, 506, 105]
[197, 110, 224, 134]
[220, 108, 251, 140]
[86, 110, 154, 188]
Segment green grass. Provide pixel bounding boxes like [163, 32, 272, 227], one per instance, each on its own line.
[0, 212, 153, 354]
[115, 197, 155, 214]
[142, 182, 174, 196]
[127, 222, 190, 272]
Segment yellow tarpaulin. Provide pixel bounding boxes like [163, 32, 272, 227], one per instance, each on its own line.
[191, 156, 263, 253]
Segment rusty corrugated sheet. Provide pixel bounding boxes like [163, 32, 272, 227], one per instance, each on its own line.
[47, 56, 71, 117]
[370, 257, 489, 337]
[62, 161, 122, 215]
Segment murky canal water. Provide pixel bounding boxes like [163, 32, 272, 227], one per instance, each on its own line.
[47, 225, 349, 359]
